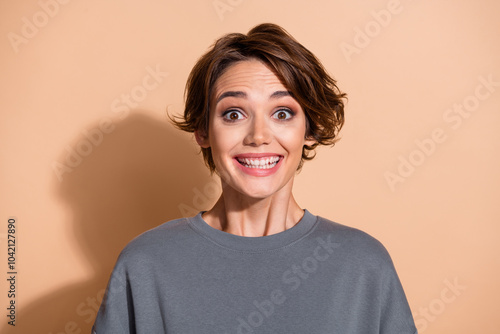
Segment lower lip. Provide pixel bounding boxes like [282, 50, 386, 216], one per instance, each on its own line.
[233, 157, 283, 177]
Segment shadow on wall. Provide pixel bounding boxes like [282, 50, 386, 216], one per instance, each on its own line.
[2, 112, 216, 334]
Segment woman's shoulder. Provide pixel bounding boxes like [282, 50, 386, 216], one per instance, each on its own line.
[116, 215, 198, 262]
[311, 213, 395, 268]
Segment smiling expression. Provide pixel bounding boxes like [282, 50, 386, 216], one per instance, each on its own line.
[196, 59, 315, 200]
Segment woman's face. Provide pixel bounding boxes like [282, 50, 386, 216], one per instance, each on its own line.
[196, 59, 315, 199]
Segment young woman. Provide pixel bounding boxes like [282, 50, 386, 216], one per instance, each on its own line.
[92, 23, 417, 334]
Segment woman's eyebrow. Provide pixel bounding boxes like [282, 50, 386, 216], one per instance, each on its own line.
[269, 90, 292, 99]
[216, 91, 246, 103]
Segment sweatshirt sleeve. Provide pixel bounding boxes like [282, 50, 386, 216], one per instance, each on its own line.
[378, 256, 418, 334]
[92, 257, 135, 334]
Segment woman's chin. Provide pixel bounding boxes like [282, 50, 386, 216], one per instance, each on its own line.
[226, 179, 291, 201]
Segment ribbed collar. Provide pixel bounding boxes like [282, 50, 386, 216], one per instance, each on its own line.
[188, 209, 318, 252]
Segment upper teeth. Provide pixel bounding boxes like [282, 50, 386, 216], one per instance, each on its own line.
[237, 156, 280, 167]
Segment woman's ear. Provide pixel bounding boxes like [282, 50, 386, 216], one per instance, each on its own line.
[304, 135, 316, 147]
[195, 130, 210, 148]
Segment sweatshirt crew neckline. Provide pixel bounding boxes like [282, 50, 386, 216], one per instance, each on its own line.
[188, 209, 318, 252]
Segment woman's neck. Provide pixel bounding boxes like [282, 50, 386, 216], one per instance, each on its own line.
[202, 183, 304, 237]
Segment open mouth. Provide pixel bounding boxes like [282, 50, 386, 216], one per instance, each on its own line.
[235, 156, 282, 169]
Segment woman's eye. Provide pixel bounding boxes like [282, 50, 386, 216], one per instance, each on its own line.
[272, 108, 293, 120]
[223, 110, 244, 121]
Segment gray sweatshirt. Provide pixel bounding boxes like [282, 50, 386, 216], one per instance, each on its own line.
[92, 210, 417, 334]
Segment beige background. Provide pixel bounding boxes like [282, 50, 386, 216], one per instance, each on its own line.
[1, 0, 499, 333]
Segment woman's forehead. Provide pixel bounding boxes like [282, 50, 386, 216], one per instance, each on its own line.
[213, 60, 286, 99]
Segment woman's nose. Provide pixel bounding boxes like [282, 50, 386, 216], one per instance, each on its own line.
[243, 115, 272, 146]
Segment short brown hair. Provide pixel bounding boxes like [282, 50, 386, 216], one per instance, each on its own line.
[171, 23, 346, 173]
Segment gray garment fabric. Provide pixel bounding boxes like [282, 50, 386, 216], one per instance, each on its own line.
[92, 210, 417, 334]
